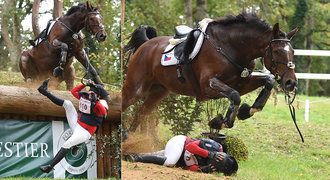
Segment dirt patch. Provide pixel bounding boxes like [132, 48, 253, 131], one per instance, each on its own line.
[122, 161, 228, 180]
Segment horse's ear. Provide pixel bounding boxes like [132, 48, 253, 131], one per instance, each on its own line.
[86, 1, 91, 10]
[287, 27, 299, 40]
[272, 23, 280, 38]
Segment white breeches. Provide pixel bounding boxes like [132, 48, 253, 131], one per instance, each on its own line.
[61, 100, 91, 149]
[163, 135, 186, 166]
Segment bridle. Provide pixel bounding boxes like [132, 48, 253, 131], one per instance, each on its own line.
[55, 11, 104, 40]
[265, 38, 295, 84]
[85, 11, 105, 38]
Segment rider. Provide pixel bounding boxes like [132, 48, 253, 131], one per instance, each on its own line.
[125, 135, 238, 176]
[37, 78, 109, 173]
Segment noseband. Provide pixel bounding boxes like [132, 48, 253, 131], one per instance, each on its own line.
[265, 39, 295, 82]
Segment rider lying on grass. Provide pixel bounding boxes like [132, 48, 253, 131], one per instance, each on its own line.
[124, 135, 238, 176]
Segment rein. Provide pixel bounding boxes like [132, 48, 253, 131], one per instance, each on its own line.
[285, 89, 304, 142]
[204, 34, 251, 78]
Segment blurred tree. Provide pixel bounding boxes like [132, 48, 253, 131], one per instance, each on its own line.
[32, 0, 41, 36]
[0, 0, 32, 71]
[195, 0, 208, 22]
[53, 0, 63, 18]
[184, 0, 193, 26]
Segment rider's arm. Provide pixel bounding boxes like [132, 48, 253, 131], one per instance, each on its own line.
[187, 165, 199, 171]
[71, 84, 86, 99]
[185, 140, 209, 158]
[93, 101, 108, 117]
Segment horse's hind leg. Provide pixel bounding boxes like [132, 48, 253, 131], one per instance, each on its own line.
[237, 75, 275, 120]
[205, 77, 241, 129]
[129, 85, 169, 133]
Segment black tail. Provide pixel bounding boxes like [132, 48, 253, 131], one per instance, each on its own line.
[124, 25, 157, 53]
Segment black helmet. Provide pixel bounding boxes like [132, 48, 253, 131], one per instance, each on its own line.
[89, 84, 109, 99]
[209, 152, 238, 176]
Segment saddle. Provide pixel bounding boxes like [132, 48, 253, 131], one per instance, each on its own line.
[173, 28, 201, 64]
[29, 20, 54, 47]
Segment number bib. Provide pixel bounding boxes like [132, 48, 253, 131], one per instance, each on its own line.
[79, 98, 92, 114]
[184, 150, 198, 166]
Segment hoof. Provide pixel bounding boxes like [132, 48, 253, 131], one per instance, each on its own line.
[209, 115, 225, 130]
[53, 66, 63, 77]
[237, 103, 252, 120]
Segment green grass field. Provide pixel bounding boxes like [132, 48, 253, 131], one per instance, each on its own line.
[158, 93, 330, 179]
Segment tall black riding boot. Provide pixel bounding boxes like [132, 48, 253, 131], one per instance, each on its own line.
[127, 154, 167, 165]
[38, 79, 64, 106]
[40, 148, 68, 173]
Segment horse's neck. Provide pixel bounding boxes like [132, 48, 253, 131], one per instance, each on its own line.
[62, 13, 86, 33]
[209, 27, 272, 66]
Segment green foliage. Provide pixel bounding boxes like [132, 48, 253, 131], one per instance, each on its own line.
[96, 124, 122, 177]
[159, 94, 203, 135]
[69, 0, 121, 86]
[225, 136, 249, 162]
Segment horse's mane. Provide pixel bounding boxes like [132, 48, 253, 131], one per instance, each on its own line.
[209, 12, 271, 32]
[65, 3, 98, 16]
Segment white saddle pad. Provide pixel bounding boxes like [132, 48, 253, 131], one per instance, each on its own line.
[161, 44, 179, 66]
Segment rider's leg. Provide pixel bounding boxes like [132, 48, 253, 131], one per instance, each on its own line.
[40, 125, 91, 173]
[53, 39, 68, 77]
[38, 79, 64, 106]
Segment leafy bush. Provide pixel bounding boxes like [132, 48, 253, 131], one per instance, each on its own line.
[224, 136, 249, 161]
[159, 94, 203, 135]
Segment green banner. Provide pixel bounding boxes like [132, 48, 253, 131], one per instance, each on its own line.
[0, 119, 97, 178]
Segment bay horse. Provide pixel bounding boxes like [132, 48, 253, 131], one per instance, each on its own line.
[123, 13, 299, 132]
[20, 1, 107, 90]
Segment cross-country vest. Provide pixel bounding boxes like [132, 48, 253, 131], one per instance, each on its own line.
[184, 138, 223, 166]
[78, 95, 104, 126]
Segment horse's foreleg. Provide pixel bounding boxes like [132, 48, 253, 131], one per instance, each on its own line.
[237, 75, 275, 120]
[63, 64, 75, 90]
[52, 39, 68, 77]
[75, 49, 102, 84]
[207, 77, 241, 129]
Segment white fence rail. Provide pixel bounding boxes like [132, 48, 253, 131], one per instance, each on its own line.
[295, 49, 330, 57]
[293, 49, 330, 122]
[294, 49, 330, 80]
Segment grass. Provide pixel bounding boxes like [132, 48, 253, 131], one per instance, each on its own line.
[158, 92, 330, 180]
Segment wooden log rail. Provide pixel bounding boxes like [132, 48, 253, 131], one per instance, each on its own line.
[0, 85, 121, 121]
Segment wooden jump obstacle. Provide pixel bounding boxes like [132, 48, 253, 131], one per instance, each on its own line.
[0, 85, 121, 178]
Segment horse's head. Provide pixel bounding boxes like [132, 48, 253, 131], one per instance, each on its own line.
[85, 1, 107, 42]
[264, 23, 299, 92]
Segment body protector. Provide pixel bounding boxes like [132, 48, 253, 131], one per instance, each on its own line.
[78, 92, 104, 126]
[184, 138, 222, 167]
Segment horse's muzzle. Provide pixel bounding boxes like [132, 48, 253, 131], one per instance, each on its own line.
[96, 31, 107, 42]
[283, 79, 297, 92]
